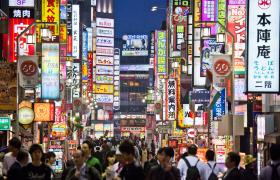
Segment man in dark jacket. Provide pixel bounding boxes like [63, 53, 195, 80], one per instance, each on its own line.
[260, 144, 280, 180]
[222, 152, 243, 180]
[146, 147, 180, 180]
[66, 149, 101, 180]
[118, 140, 145, 180]
[7, 150, 29, 180]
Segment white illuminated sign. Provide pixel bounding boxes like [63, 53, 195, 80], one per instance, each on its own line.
[96, 18, 114, 28]
[247, 0, 280, 92]
[97, 27, 114, 37]
[72, 5, 80, 59]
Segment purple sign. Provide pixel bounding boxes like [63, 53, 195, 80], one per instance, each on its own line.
[201, 0, 217, 34]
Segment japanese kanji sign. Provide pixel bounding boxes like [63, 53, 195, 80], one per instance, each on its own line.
[9, 7, 34, 18]
[72, 4, 80, 59]
[42, 0, 60, 35]
[172, 0, 190, 25]
[213, 88, 226, 121]
[155, 30, 167, 75]
[247, 0, 280, 92]
[212, 54, 232, 88]
[72, 62, 80, 98]
[166, 79, 177, 120]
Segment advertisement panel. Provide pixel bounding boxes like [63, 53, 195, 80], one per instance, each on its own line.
[52, 123, 66, 137]
[72, 62, 80, 98]
[96, 37, 114, 47]
[42, 43, 60, 99]
[234, 78, 247, 101]
[42, 0, 59, 35]
[155, 31, 167, 75]
[9, 7, 34, 18]
[34, 103, 55, 122]
[96, 65, 114, 75]
[18, 55, 38, 88]
[96, 56, 114, 65]
[172, 0, 190, 25]
[86, 27, 93, 51]
[201, 0, 217, 34]
[189, 89, 210, 104]
[201, 39, 224, 76]
[122, 35, 148, 56]
[217, 0, 226, 33]
[60, 5, 67, 20]
[166, 79, 177, 120]
[96, 75, 114, 84]
[212, 55, 232, 88]
[93, 84, 114, 94]
[72, 5, 80, 59]
[96, 18, 114, 28]
[9, 0, 34, 7]
[9, 18, 35, 62]
[19, 107, 34, 124]
[60, 24, 67, 43]
[213, 89, 226, 121]
[96, 47, 114, 56]
[247, 0, 280, 92]
[95, 94, 114, 103]
[87, 53, 93, 94]
[114, 48, 120, 110]
[183, 104, 204, 126]
[96, 27, 114, 37]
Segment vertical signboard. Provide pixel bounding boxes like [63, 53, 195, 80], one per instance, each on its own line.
[213, 89, 226, 121]
[155, 31, 167, 75]
[72, 62, 80, 98]
[72, 5, 80, 59]
[172, 0, 190, 25]
[217, 0, 226, 33]
[247, 0, 280, 92]
[42, 43, 60, 99]
[42, 0, 60, 35]
[166, 79, 177, 120]
[113, 48, 120, 110]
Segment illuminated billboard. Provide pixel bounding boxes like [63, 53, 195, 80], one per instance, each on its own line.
[155, 31, 167, 75]
[72, 5, 80, 59]
[42, 0, 59, 35]
[122, 35, 149, 56]
[42, 43, 60, 99]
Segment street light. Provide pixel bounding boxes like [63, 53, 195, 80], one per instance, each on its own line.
[15, 21, 57, 138]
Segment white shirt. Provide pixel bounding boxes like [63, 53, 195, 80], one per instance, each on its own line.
[204, 161, 225, 179]
[177, 156, 207, 180]
[3, 152, 16, 175]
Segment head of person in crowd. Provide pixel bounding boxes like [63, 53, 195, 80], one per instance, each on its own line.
[46, 152, 56, 166]
[225, 152, 240, 169]
[270, 144, 280, 162]
[163, 147, 174, 164]
[82, 140, 93, 158]
[104, 151, 116, 168]
[29, 144, 44, 165]
[157, 148, 165, 164]
[115, 146, 124, 164]
[119, 140, 135, 164]
[147, 151, 154, 161]
[8, 137, 21, 156]
[205, 149, 215, 162]
[17, 149, 29, 167]
[73, 149, 86, 169]
[188, 144, 198, 156]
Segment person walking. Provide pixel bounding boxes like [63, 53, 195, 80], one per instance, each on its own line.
[102, 151, 116, 180]
[260, 144, 280, 180]
[82, 140, 103, 174]
[177, 144, 206, 180]
[117, 140, 145, 180]
[65, 149, 101, 180]
[3, 137, 22, 176]
[204, 149, 224, 180]
[146, 147, 180, 180]
[222, 152, 243, 180]
[242, 155, 257, 180]
[45, 152, 56, 179]
[141, 144, 148, 167]
[7, 149, 29, 180]
[111, 146, 124, 179]
[22, 144, 52, 180]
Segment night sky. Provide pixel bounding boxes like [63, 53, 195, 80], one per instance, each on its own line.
[114, 0, 167, 38]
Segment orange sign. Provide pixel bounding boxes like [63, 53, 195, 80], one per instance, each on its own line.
[60, 24, 67, 43]
[34, 103, 55, 122]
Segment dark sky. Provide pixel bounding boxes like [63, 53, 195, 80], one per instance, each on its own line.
[114, 0, 167, 38]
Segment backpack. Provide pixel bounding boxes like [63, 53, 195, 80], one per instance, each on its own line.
[207, 163, 218, 180]
[270, 163, 280, 180]
[183, 158, 200, 180]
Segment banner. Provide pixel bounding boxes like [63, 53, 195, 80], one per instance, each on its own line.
[42, 0, 59, 35]
[96, 75, 114, 84]
[18, 56, 38, 88]
[96, 56, 114, 65]
[247, 0, 280, 92]
[95, 94, 113, 103]
[97, 27, 114, 37]
[42, 43, 60, 99]
[72, 62, 80, 98]
[93, 84, 114, 94]
[9, 0, 34, 7]
[213, 89, 226, 121]
[96, 65, 114, 75]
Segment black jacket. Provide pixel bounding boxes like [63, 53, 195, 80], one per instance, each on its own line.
[223, 168, 244, 180]
[119, 161, 145, 180]
[146, 165, 180, 180]
[7, 161, 23, 180]
[65, 165, 101, 180]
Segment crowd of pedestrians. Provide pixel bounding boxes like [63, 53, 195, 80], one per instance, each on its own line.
[0, 136, 280, 180]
